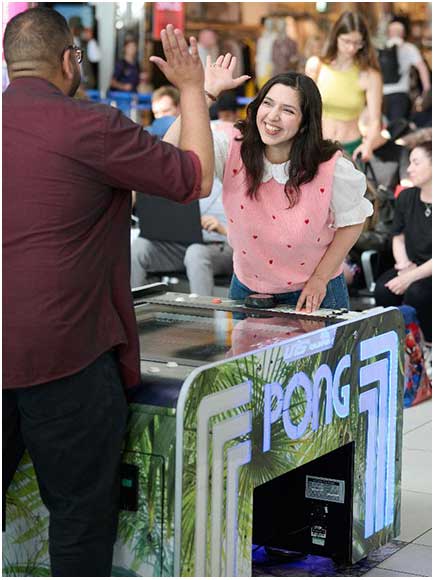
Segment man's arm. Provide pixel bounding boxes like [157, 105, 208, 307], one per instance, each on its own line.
[150, 25, 213, 198]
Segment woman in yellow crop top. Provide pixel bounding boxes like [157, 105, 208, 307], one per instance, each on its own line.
[306, 11, 383, 162]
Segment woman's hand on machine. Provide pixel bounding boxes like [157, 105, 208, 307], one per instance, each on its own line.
[295, 274, 328, 314]
[204, 53, 251, 100]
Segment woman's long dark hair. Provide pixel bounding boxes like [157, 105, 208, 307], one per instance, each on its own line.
[322, 11, 380, 71]
[235, 72, 341, 208]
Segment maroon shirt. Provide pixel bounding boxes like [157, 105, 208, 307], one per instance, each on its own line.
[3, 78, 202, 389]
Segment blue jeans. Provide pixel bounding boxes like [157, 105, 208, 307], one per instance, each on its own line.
[229, 273, 350, 310]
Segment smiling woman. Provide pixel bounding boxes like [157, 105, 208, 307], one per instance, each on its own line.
[204, 67, 374, 313]
[163, 57, 374, 313]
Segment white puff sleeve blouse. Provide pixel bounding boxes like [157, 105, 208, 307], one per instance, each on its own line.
[212, 128, 373, 228]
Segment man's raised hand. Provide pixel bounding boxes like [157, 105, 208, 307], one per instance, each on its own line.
[149, 24, 204, 90]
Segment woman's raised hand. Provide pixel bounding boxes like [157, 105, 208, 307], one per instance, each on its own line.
[205, 53, 251, 99]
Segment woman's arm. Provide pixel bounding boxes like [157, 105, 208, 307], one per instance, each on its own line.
[415, 60, 431, 94]
[296, 223, 364, 312]
[411, 259, 432, 281]
[385, 259, 432, 295]
[353, 69, 383, 162]
[392, 233, 414, 271]
[305, 56, 321, 81]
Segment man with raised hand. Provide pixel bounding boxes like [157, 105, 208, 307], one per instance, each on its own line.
[3, 7, 213, 577]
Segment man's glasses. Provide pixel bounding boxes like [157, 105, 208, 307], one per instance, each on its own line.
[62, 45, 84, 64]
[338, 36, 364, 50]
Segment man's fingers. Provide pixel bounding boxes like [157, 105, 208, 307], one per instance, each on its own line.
[165, 25, 180, 57]
[189, 36, 199, 59]
[160, 29, 174, 62]
[174, 28, 189, 57]
[149, 56, 167, 73]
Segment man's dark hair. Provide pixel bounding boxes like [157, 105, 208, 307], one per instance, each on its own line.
[389, 15, 411, 40]
[235, 72, 341, 208]
[4, 7, 72, 70]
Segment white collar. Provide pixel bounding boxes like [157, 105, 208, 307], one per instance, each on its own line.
[261, 155, 290, 184]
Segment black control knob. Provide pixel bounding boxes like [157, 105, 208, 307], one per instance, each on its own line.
[244, 294, 275, 309]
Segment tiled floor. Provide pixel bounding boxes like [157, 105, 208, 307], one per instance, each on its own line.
[362, 399, 432, 577]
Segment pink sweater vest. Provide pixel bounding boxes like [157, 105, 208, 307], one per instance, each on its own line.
[222, 129, 343, 294]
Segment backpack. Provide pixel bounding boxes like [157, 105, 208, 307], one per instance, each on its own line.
[378, 45, 401, 84]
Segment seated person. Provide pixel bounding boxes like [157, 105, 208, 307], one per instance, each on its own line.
[374, 141, 432, 345]
[147, 85, 180, 136]
[131, 96, 240, 296]
[131, 179, 233, 296]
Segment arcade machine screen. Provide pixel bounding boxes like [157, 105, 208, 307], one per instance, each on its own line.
[135, 305, 329, 366]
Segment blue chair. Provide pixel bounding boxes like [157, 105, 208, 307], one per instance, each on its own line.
[106, 90, 134, 116]
[85, 89, 101, 101]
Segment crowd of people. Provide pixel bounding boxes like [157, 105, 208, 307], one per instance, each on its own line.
[2, 4, 432, 577]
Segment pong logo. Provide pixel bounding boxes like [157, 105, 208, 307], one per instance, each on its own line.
[193, 330, 399, 575]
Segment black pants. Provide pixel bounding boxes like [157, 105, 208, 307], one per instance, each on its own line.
[383, 92, 411, 122]
[3, 351, 128, 577]
[375, 268, 432, 342]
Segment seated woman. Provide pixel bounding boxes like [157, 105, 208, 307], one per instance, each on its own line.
[375, 141, 432, 345]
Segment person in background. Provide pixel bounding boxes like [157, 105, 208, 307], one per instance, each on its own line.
[110, 39, 140, 92]
[382, 16, 431, 123]
[3, 9, 214, 576]
[131, 93, 240, 296]
[152, 84, 180, 118]
[215, 91, 239, 123]
[81, 26, 101, 89]
[164, 57, 373, 313]
[145, 85, 180, 137]
[375, 142, 432, 346]
[305, 11, 383, 161]
[68, 16, 100, 90]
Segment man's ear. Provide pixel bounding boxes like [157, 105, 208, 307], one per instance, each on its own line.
[61, 49, 74, 80]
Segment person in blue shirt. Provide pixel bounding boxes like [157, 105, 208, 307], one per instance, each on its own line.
[131, 99, 237, 295]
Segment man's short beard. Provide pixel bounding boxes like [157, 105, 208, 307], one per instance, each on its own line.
[69, 66, 81, 97]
